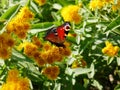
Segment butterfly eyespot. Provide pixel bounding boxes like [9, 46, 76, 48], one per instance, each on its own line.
[65, 25, 70, 31]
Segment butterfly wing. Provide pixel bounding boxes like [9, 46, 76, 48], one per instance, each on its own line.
[44, 22, 71, 46]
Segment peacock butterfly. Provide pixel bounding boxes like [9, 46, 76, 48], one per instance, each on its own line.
[44, 22, 71, 47]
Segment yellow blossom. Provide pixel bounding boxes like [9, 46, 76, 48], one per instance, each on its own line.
[7, 69, 19, 82]
[1, 69, 30, 90]
[34, 0, 46, 6]
[35, 57, 46, 66]
[112, 5, 118, 12]
[32, 36, 43, 48]
[102, 41, 119, 57]
[61, 5, 81, 24]
[22, 39, 71, 66]
[111, 1, 120, 12]
[71, 60, 80, 68]
[6, 6, 34, 39]
[0, 32, 15, 59]
[89, 0, 105, 11]
[24, 42, 38, 57]
[0, 48, 11, 59]
[42, 66, 60, 80]
[18, 6, 34, 21]
[63, 47, 71, 56]
[103, 0, 113, 4]
[42, 42, 52, 51]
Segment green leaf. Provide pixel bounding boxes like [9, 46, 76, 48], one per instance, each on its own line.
[114, 84, 120, 90]
[31, 22, 54, 29]
[66, 36, 78, 45]
[53, 83, 61, 90]
[111, 29, 120, 35]
[12, 49, 43, 82]
[57, 0, 75, 6]
[87, 63, 95, 78]
[91, 80, 103, 90]
[0, 4, 20, 20]
[30, 22, 56, 34]
[105, 16, 120, 32]
[107, 57, 114, 65]
[117, 57, 120, 66]
[12, 48, 34, 63]
[71, 68, 91, 76]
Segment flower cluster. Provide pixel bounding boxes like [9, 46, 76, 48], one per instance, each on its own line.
[89, 0, 120, 11]
[34, 0, 46, 6]
[61, 5, 82, 24]
[1, 69, 30, 90]
[42, 66, 60, 80]
[22, 37, 71, 67]
[20, 36, 71, 80]
[89, 0, 105, 11]
[0, 32, 15, 59]
[6, 6, 34, 39]
[102, 41, 119, 57]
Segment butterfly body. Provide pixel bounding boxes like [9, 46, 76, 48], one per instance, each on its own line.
[44, 22, 71, 46]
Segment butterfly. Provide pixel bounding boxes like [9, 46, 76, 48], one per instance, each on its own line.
[44, 22, 71, 47]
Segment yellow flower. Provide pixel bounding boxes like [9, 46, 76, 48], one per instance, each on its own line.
[103, 0, 113, 4]
[42, 66, 60, 80]
[102, 41, 119, 57]
[22, 39, 71, 66]
[42, 42, 52, 51]
[18, 6, 34, 21]
[89, 0, 105, 11]
[111, 1, 120, 12]
[0, 32, 14, 59]
[32, 36, 43, 48]
[17, 78, 30, 90]
[46, 54, 55, 64]
[71, 60, 80, 68]
[41, 45, 62, 64]
[32, 50, 41, 60]
[61, 5, 82, 24]
[63, 47, 71, 56]
[34, 0, 46, 6]
[1, 69, 30, 90]
[35, 57, 46, 66]
[7, 69, 19, 82]
[5, 37, 15, 47]
[24, 42, 38, 57]
[0, 48, 11, 59]
[6, 6, 34, 39]
[112, 5, 118, 12]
